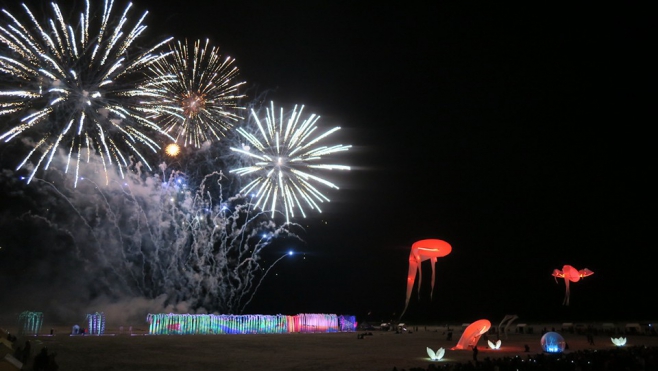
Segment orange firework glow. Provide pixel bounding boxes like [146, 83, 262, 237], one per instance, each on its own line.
[180, 91, 206, 118]
[165, 143, 181, 157]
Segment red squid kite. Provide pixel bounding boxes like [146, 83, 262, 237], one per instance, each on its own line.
[400, 239, 452, 318]
[552, 265, 594, 305]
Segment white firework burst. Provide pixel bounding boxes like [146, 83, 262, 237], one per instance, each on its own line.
[230, 101, 351, 222]
[0, 0, 173, 186]
[143, 38, 246, 148]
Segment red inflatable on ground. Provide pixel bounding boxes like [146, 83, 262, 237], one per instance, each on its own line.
[452, 319, 491, 350]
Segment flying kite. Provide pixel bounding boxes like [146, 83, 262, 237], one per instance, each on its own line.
[400, 239, 452, 319]
[552, 265, 594, 305]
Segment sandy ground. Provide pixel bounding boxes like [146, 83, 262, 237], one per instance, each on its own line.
[2, 324, 658, 371]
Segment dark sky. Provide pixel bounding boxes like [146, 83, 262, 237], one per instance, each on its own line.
[0, 1, 653, 325]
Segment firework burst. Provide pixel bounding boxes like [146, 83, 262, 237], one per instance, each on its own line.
[230, 102, 351, 222]
[164, 143, 181, 157]
[0, 0, 173, 186]
[144, 38, 246, 148]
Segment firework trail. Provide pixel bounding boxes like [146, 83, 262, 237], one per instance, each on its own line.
[6, 162, 302, 314]
[144, 38, 246, 148]
[0, 0, 173, 186]
[230, 101, 351, 223]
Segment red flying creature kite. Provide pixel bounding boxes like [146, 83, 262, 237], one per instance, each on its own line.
[552, 265, 594, 305]
[400, 239, 452, 318]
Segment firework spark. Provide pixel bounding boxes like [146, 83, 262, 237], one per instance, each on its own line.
[165, 143, 181, 157]
[230, 102, 351, 222]
[0, 0, 173, 186]
[10, 168, 302, 315]
[144, 38, 246, 148]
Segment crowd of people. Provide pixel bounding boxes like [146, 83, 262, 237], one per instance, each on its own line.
[391, 345, 658, 371]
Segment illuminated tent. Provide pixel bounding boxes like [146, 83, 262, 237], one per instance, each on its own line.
[400, 239, 452, 318]
[452, 319, 491, 350]
[552, 265, 593, 305]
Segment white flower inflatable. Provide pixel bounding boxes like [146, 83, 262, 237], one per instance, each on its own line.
[611, 337, 627, 346]
[488, 339, 502, 349]
[427, 347, 445, 361]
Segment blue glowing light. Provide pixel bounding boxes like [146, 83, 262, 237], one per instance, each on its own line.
[541, 332, 566, 353]
[288, 250, 293, 256]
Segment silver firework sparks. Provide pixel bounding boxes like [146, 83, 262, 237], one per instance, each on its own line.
[0, 0, 172, 186]
[144, 38, 246, 148]
[7, 168, 302, 314]
[230, 102, 351, 223]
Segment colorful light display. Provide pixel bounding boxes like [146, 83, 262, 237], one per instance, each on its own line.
[338, 315, 357, 332]
[18, 311, 43, 336]
[146, 313, 356, 335]
[86, 312, 106, 335]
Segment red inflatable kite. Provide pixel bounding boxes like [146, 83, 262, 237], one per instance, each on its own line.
[452, 319, 491, 350]
[552, 265, 594, 305]
[400, 239, 452, 318]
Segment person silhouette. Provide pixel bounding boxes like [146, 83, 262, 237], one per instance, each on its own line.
[472, 345, 479, 361]
[22, 340, 31, 364]
[33, 347, 49, 371]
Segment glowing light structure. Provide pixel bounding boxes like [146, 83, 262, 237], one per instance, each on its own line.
[145, 39, 246, 148]
[230, 102, 351, 223]
[18, 311, 43, 336]
[86, 312, 106, 335]
[541, 331, 566, 353]
[401, 239, 452, 318]
[611, 337, 627, 346]
[552, 265, 594, 305]
[427, 347, 445, 361]
[338, 315, 358, 332]
[146, 313, 356, 335]
[0, 0, 173, 186]
[452, 319, 491, 350]
[488, 339, 502, 349]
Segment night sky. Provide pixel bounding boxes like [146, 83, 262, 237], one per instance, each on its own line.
[0, 1, 653, 326]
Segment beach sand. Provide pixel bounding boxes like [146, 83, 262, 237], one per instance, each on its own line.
[2, 323, 657, 371]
